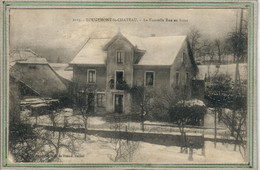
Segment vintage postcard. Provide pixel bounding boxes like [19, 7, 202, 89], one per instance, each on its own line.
[1, 0, 257, 169]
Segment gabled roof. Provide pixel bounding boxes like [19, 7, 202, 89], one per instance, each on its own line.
[10, 49, 69, 97]
[70, 38, 110, 65]
[126, 35, 187, 66]
[10, 62, 68, 97]
[70, 33, 187, 66]
[49, 63, 73, 81]
[10, 49, 48, 66]
[103, 32, 135, 51]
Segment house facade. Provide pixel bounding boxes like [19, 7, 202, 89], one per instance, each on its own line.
[70, 32, 197, 114]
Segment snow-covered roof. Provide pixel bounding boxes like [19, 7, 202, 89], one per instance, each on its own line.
[126, 34, 187, 66]
[197, 64, 248, 81]
[70, 33, 187, 66]
[10, 62, 68, 97]
[10, 49, 48, 65]
[49, 63, 73, 81]
[17, 57, 48, 64]
[70, 38, 110, 65]
[31, 103, 48, 108]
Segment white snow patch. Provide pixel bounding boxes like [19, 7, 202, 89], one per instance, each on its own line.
[177, 99, 206, 107]
[63, 108, 73, 113]
[88, 117, 106, 125]
[57, 135, 245, 164]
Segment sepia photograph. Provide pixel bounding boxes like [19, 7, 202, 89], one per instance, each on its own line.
[1, 1, 257, 169]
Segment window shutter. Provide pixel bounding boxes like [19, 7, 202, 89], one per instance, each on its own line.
[121, 51, 125, 63]
[93, 71, 96, 83]
[102, 94, 106, 107]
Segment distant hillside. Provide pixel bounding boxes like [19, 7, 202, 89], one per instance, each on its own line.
[29, 48, 78, 63]
[197, 64, 248, 81]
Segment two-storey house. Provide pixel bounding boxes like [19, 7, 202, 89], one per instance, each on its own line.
[69, 32, 197, 114]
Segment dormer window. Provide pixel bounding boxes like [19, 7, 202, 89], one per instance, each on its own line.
[116, 50, 124, 64]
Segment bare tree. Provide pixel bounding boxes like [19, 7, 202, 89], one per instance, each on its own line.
[48, 109, 60, 137]
[130, 86, 154, 131]
[214, 39, 227, 64]
[73, 83, 97, 141]
[201, 40, 215, 79]
[40, 126, 83, 162]
[108, 118, 139, 162]
[9, 123, 83, 162]
[187, 27, 202, 58]
[227, 9, 248, 138]
[222, 107, 247, 159]
[187, 27, 208, 62]
[9, 124, 46, 162]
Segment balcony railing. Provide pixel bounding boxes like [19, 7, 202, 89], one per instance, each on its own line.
[116, 81, 130, 90]
[109, 79, 130, 91]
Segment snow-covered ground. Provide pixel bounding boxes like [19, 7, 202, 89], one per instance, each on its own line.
[17, 108, 246, 164]
[20, 107, 230, 138]
[57, 133, 245, 164]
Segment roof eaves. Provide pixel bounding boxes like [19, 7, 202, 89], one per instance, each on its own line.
[47, 63, 71, 83]
[69, 63, 106, 66]
[17, 62, 48, 65]
[134, 64, 171, 68]
[170, 36, 187, 66]
[73, 38, 91, 59]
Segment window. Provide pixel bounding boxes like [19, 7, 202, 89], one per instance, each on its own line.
[97, 94, 105, 107]
[116, 51, 124, 64]
[145, 72, 154, 86]
[88, 69, 96, 83]
[176, 72, 180, 85]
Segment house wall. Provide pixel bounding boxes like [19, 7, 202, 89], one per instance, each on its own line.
[105, 91, 131, 113]
[73, 65, 106, 91]
[106, 37, 135, 88]
[105, 37, 135, 113]
[133, 66, 171, 89]
[170, 40, 194, 97]
[71, 36, 198, 114]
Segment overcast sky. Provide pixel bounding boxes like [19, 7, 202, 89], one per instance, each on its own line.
[9, 8, 248, 62]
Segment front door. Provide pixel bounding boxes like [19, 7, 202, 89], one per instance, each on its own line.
[115, 94, 123, 113]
